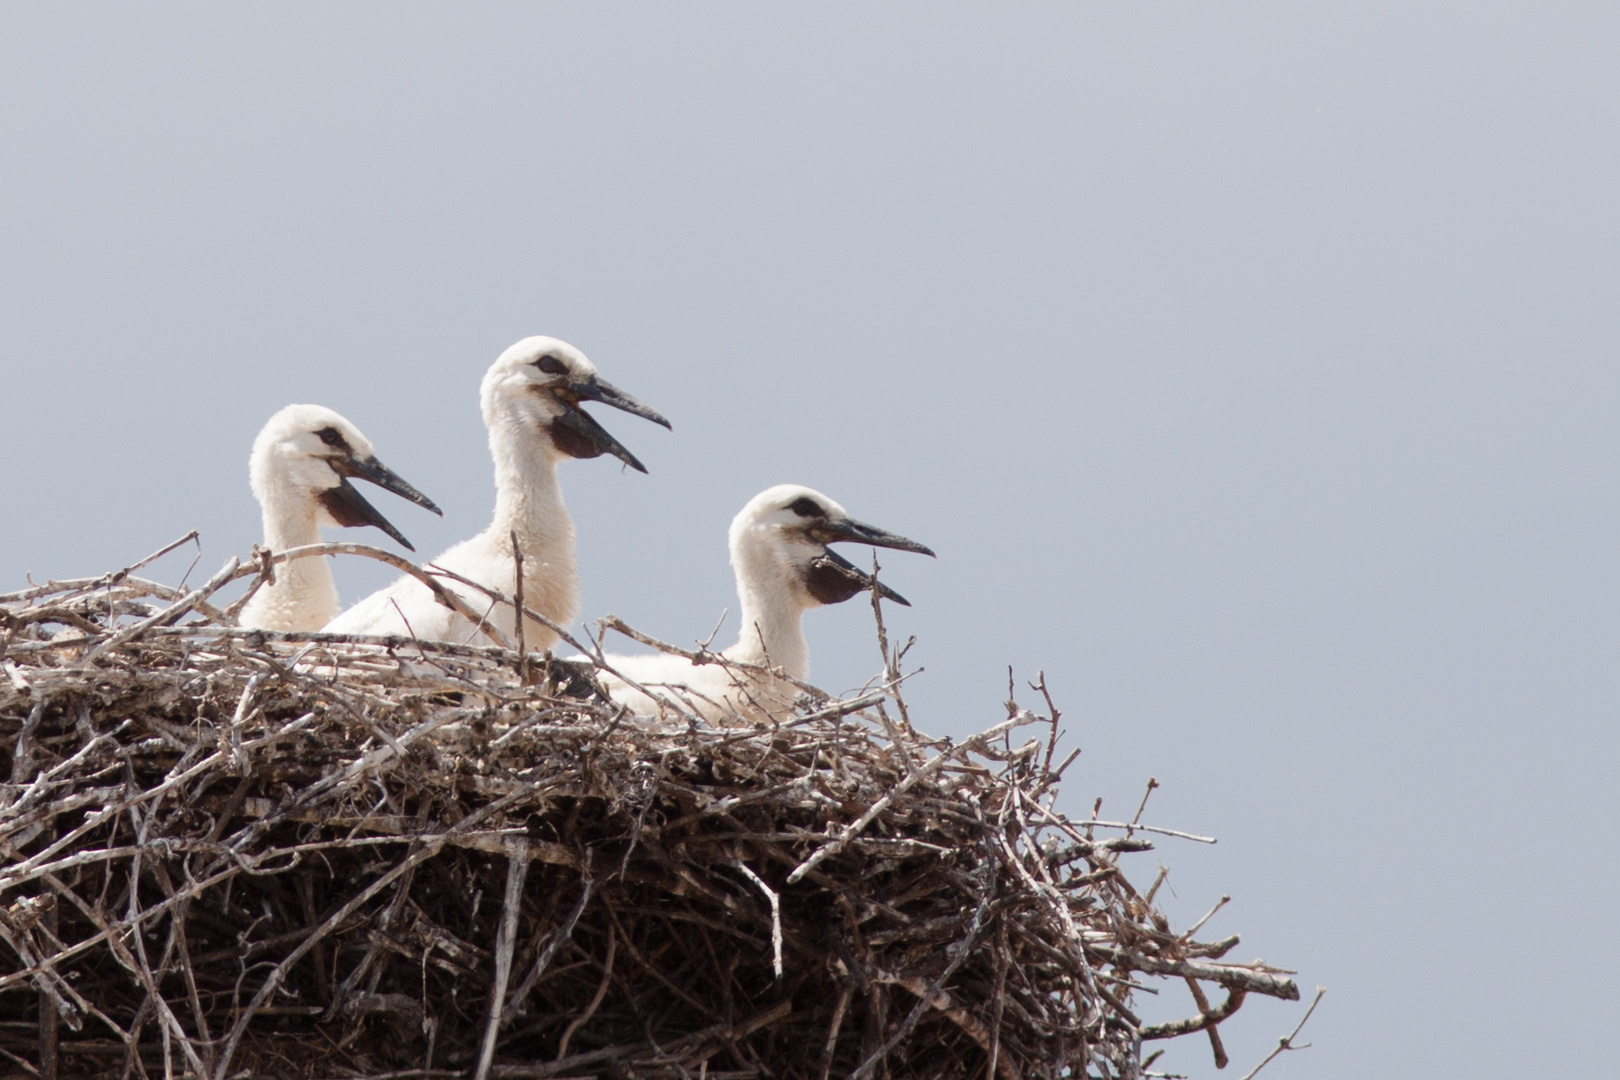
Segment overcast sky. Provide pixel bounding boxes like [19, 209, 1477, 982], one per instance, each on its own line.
[3, 5, 1617, 1076]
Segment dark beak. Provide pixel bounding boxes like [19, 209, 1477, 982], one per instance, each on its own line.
[802, 516, 931, 608]
[551, 375, 671, 473]
[811, 517, 936, 558]
[807, 548, 912, 607]
[316, 479, 418, 551]
[573, 375, 672, 430]
[319, 454, 443, 551]
[338, 455, 444, 517]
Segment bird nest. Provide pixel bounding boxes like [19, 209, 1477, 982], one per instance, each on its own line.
[0, 538, 1300, 1080]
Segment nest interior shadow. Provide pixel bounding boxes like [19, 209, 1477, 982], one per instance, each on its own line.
[0, 542, 1300, 1080]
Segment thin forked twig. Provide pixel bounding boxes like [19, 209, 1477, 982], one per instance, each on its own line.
[1236, 986, 1326, 1080]
[475, 838, 531, 1080]
[511, 530, 528, 684]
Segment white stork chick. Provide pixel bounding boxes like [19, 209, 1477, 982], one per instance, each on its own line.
[238, 404, 442, 632]
[603, 484, 934, 721]
[323, 336, 669, 648]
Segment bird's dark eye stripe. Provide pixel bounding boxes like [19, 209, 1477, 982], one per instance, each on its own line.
[315, 426, 349, 451]
[534, 354, 568, 375]
[788, 497, 823, 518]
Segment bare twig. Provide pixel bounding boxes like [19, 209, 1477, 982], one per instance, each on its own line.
[1183, 895, 1231, 941]
[554, 925, 615, 1061]
[267, 542, 512, 648]
[475, 839, 531, 1080]
[511, 530, 528, 684]
[786, 710, 1042, 885]
[1236, 986, 1326, 1080]
[1126, 776, 1160, 838]
[503, 874, 595, 1026]
[848, 849, 996, 1080]
[732, 860, 782, 979]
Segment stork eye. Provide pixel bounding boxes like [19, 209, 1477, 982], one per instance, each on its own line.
[788, 497, 823, 518]
[315, 427, 350, 451]
[534, 354, 568, 375]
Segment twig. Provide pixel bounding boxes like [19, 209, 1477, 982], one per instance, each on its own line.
[78, 556, 240, 661]
[847, 849, 996, 1080]
[597, 614, 828, 702]
[817, 983, 853, 1080]
[503, 873, 595, 1025]
[1183, 895, 1231, 940]
[1141, 985, 1246, 1043]
[222, 545, 274, 618]
[1086, 946, 1299, 1000]
[554, 925, 616, 1061]
[266, 542, 512, 648]
[1033, 672, 1061, 775]
[1236, 986, 1325, 1080]
[732, 860, 782, 979]
[117, 530, 202, 582]
[1064, 818, 1216, 844]
[511, 530, 528, 684]
[37, 824, 59, 1080]
[390, 598, 429, 662]
[1126, 777, 1160, 838]
[475, 838, 531, 1080]
[1187, 977, 1229, 1068]
[699, 607, 728, 650]
[786, 710, 1042, 884]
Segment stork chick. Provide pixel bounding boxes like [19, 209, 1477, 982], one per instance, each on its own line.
[603, 484, 933, 721]
[324, 336, 669, 648]
[238, 404, 441, 632]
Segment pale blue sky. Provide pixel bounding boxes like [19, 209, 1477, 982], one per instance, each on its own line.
[3, 6, 1617, 1076]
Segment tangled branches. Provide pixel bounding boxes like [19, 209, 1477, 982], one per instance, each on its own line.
[0, 541, 1299, 1079]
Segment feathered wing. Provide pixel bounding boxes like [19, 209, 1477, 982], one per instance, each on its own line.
[602, 650, 797, 723]
[322, 578, 450, 639]
[322, 531, 573, 651]
[600, 655, 727, 720]
[322, 534, 489, 642]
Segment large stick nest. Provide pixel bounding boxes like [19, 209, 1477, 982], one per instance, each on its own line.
[0, 541, 1299, 1080]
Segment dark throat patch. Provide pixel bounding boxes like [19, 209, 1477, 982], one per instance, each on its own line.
[805, 553, 870, 606]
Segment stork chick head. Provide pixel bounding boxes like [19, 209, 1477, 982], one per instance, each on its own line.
[728, 484, 935, 610]
[481, 336, 671, 472]
[249, 404, 442, 551]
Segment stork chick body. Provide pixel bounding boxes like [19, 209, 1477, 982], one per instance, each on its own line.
[238, 404, 440, 632]
[603, 484, 933, 721]
[323, 336, 669, 649]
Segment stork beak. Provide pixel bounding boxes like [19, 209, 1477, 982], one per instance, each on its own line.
[551, 375, 671, 473]
[812, 517, 936, 558]
[573, 375, 672, 430]
[802, 518, 932, 608]
[319, 454, 443, 552]
[808, 548, 913, 606]
[338, 455, 444, 517]
[316, 479, 419, 551]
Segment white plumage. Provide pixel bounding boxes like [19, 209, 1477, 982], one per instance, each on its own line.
[238, 404, 441, 632]
[323, 336, 669, 649]
[603, 484, 933, 721]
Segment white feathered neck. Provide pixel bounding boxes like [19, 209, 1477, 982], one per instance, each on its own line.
[240, 483, 341, 631]
[722, 520, 813, 681]
[480, 396, 580, 639]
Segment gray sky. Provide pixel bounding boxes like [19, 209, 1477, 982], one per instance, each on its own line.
[3, 5, 1617, 1076]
